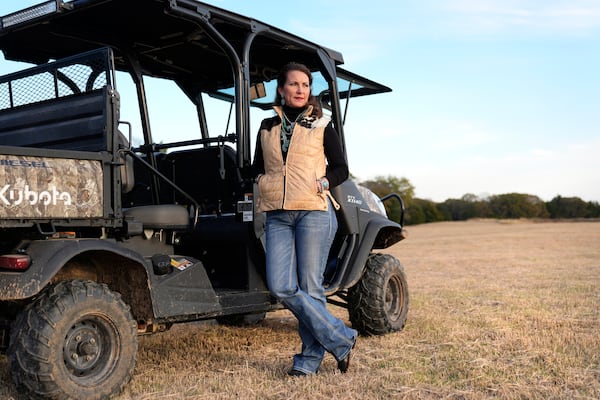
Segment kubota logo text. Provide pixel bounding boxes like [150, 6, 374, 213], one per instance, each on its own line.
[0, 185, 72, 206]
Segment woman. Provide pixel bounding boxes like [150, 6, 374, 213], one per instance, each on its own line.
[253, 62, 357, 376]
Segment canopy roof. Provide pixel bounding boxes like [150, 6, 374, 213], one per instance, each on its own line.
[1, 1, 343, 88]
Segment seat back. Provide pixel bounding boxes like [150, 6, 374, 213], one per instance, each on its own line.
[0, 48, 117, 152]
[0, 89, 111, 151]
[166, 146, 241, 215]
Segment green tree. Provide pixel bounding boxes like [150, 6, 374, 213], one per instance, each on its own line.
[547, 196, 600, 218]
[488, 193, 549, 219]
[588, 201, 600, 218]
[406, 198, 444, 225]
[437, 193, 494, 221]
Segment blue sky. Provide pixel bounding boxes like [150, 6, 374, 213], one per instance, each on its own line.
[1, 1, 599, 202]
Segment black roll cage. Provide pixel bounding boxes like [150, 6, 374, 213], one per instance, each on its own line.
[165, 0, 346, 171]
[0, 0, 390, 180]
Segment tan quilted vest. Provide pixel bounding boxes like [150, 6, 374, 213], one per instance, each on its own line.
[256, 106, 331, 212]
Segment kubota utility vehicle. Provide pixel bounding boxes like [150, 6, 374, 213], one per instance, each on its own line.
[0, 1, 408, 398]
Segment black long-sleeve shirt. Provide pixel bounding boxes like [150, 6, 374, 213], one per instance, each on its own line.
[252, 108, 349, 188]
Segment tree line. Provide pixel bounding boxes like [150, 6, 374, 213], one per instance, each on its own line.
[360, 175, 600, 225]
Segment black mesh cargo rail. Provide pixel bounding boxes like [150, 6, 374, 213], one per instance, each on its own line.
[0, 48, 118, 152]
[0, 47, 115, 110]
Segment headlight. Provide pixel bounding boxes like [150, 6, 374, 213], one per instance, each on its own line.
[357, 185, 387, 217]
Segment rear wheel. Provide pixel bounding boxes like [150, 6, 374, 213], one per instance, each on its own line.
[8, 280, 138, 400]
[348, 253, 409, 335]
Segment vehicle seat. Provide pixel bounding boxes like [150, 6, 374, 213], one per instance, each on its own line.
[123, 204, 190, 230]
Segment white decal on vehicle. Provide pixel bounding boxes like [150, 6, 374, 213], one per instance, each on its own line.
[347, 195, 363, 205]
[0, 185, 72, 206]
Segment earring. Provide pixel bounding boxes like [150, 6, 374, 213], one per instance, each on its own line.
[280, 98, 285, 105]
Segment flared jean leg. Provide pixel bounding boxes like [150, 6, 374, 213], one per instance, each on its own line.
[293, 320, 325, 373]
[266, 206, 356, 374]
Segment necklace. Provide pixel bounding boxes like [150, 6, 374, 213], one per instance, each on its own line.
[280, 110, 305, 153]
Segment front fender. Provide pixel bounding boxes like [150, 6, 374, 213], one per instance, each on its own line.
[341, 213, 405, 290]
[0, 239, 146, 300]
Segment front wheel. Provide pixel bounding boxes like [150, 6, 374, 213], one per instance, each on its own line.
[8, 280, 138, 400]
[348, 253, 409, 336]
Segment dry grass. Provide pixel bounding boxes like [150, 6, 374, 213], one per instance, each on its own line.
[1, 219, 599, 399]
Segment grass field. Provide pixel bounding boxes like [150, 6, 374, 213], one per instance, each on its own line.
[1, 219, 599, 399]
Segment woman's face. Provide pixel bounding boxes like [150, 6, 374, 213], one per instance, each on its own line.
[279, 69, 310, 108]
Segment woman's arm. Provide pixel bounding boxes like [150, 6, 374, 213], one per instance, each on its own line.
[323, 123, 349, 188]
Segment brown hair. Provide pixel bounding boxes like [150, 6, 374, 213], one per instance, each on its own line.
[274, 62, 322, 118]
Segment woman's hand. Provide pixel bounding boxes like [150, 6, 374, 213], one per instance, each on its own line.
[316, 177, 329, 193]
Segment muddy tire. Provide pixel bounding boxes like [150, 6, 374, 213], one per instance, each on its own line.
[7, 280, 138, 400]
[348, 253, 409, 336]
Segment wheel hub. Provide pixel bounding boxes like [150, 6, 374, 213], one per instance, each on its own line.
[63, 320, 105, 376]
[384, 276, 403, 322]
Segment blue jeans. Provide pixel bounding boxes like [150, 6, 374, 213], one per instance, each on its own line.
[265, 204, 357, 374]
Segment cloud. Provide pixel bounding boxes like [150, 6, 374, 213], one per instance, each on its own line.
[529, 148, 555, 158]
[349, 128, 600, 202]
[347, 115, 502, 156]
[442, 0, 600, 36]
[285, 20, 387, 65]
[427, 120, 499, 151]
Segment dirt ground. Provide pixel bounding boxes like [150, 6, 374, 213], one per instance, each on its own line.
[1, 219, 599, 399]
